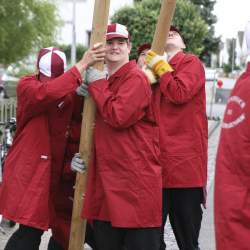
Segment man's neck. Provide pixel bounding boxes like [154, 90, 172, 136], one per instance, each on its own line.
[107, 60, 129, 76]
[166, 48, 182, 61]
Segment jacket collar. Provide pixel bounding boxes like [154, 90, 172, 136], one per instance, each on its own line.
[169, 51, 185, 67]
[108, 60, 137, 81]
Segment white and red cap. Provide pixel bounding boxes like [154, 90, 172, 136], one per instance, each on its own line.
[106, 23, 130, 41]
[37, 47, 66, 80]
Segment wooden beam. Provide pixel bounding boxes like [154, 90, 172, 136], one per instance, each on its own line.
[151, 0, 177, 55]
[68, 1, 110, 249]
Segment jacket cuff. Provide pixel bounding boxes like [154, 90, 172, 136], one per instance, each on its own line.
[70, 66, 83, 85]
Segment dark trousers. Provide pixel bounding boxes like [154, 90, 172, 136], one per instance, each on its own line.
[93, 220, 161, 250]
[86, 222, 99, 250]
[4, 224, 63, 250]
[160, 188, 203, 250]
[4, 224, 44, 250]
[47, 236, 64, 250]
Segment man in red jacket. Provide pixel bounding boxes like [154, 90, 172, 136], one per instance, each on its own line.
[72, 23, 162, 250]
[0, 44, 105, 250]
[214, 21, 250, 250]
[145, 26, 208, 250]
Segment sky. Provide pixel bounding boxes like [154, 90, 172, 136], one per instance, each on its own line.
[213, 0, 250, 41]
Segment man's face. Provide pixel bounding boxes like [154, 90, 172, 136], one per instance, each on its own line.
[165, 30, 186, 51]
[137, 49, 150, 69]
[105, 38, 131, 64]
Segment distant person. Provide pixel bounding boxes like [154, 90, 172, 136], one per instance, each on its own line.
[0, 85, 9, 100]
[0, 44, 105, 250]
[214, 21, 250, 250]
[145, 25, 208, 250]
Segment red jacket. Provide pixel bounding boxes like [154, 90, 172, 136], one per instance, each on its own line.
[82, 61, 162, 228]
[215, 62, 250, 250]
[159, 51, 207, 188]
[0, 67, 81, 230]
[51, 95, 83, 250]
[47, 94, 76, 228]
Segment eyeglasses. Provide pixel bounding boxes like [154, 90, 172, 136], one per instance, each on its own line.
[168, 31, 179, 37]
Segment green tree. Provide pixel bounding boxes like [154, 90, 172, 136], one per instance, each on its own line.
[59, 44, 87, 63]
[111, 0, 208, 60]
[189, 0, 220, 65]
[0, 0, 61, 66]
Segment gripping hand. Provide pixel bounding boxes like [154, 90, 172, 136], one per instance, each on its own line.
[145, 50, 173, 77]
[142, 66, 157, 84]
[76, 83, 89, 97]
[85, 67, 108, 84]
[71, 153, 86, 174]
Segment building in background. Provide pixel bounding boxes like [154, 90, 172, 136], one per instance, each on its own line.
[218, 31, 248, 69]
[57, 0, 134, 46]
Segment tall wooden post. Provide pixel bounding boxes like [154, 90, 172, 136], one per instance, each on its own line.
[68, 1, 110, 249]
[151, 0, 177, 54]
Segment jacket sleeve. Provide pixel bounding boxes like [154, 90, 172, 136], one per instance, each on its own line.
[88, 74, 151, 129]
[159, 55, 205, 104]
[17, 66, 82, 116]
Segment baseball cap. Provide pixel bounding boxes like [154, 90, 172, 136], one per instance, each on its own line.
[106, 23, 130, 41]
[37, 47, 66, 80]
[137, 43, 151, 57]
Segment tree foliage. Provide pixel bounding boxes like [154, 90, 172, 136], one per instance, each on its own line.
[59, 44, 87, 64]
[0, 0, 60, 66]
[189, 0, 220, 65]
[111, 0, 208, 59]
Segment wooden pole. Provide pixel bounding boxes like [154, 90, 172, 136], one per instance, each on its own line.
[151, 0, 177, 55]
[68, 1, 110, 249]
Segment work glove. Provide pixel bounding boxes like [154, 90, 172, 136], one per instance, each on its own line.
[76, 83, 89, 97]
[71, 153, 86, 173]
[141, 66, 157, 84]
[145, 50, 173, 77]
[85, 66, 108, 84]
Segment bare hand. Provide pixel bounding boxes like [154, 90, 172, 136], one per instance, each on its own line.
[75, 43, 106, 73]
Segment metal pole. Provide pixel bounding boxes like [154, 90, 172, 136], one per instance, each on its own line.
[209, 71, 216, 118]
[231, 38, 234, 72]
[71, 0, 76, 65]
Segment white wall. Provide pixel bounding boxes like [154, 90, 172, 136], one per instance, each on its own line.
[56, 0, 134, 46]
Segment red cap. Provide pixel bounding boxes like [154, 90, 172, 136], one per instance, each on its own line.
[106, 23, 130, 41]
[37, 47, 66, 82]
[137, 43, 151, 57]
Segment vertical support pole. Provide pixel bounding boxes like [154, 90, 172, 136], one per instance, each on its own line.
[68, 1, 110, 250]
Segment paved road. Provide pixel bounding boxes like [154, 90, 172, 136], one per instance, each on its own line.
[206, 103, 226, 119]
[199, 121, 221, 250]
[0, 121, 221, 250]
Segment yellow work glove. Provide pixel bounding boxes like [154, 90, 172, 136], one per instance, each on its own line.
[145, 50, 173, 77]
[142, 66, 157, 85]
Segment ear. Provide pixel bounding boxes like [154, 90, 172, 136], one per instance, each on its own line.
[181, 38, 186, 49]
[128, 42, 132, 55]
